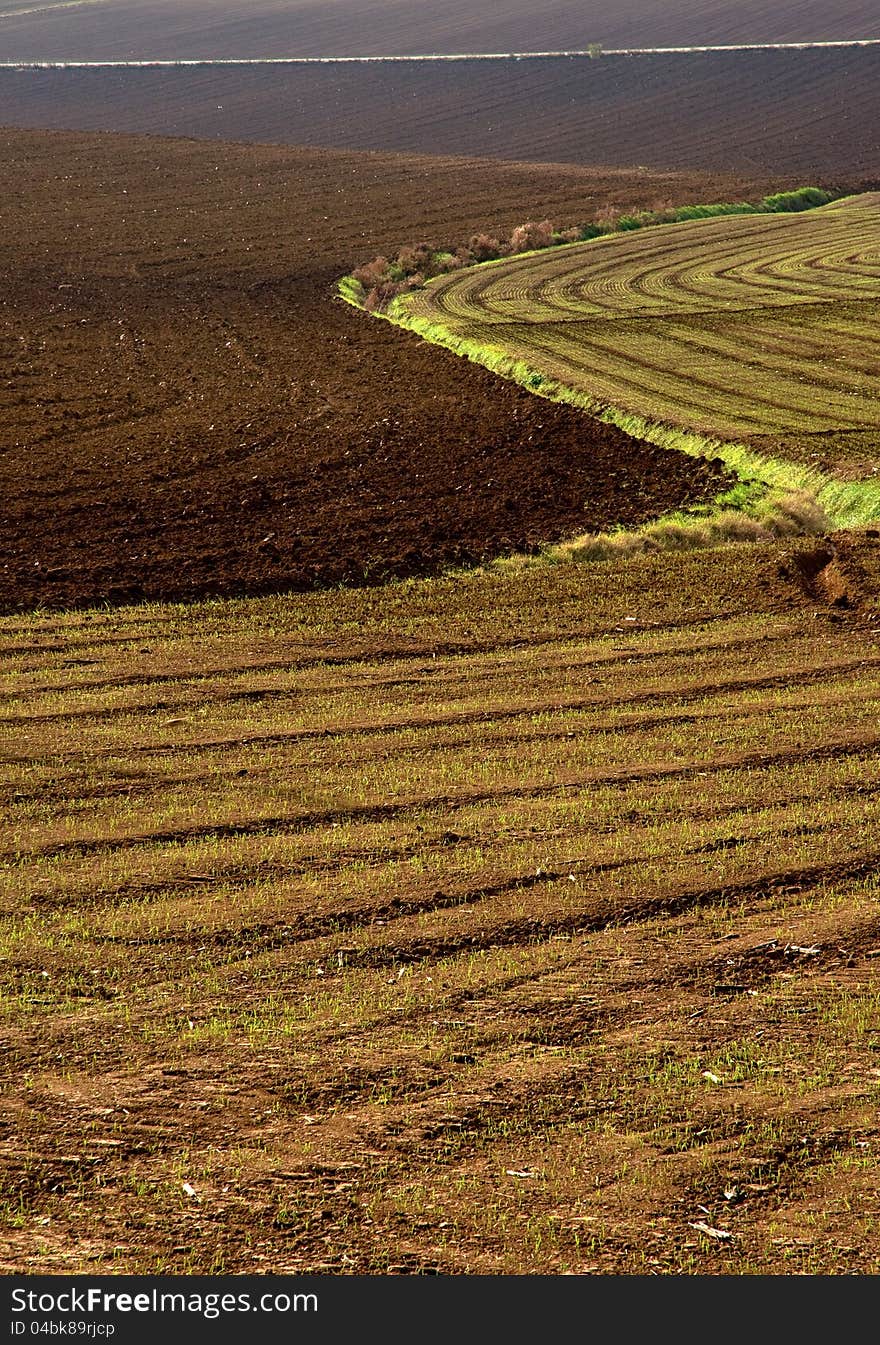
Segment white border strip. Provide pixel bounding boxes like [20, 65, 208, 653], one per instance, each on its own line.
[2, 41, 880, 69]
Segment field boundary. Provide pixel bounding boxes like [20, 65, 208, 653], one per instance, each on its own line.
[338, 194, 880, 559]
[340, 186, 836, 315]
[5, 41, 880, 67]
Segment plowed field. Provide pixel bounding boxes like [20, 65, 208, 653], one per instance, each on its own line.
[0, 128, 778, 614]
[4, 537, 880, 1273]
[2, 47, 880, 176]
[1, 0, 878, 60]
[5, 127, 880, 1278]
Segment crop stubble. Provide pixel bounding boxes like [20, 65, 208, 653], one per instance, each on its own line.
[3, 129, 880, 1275]
[404, 194, 880, 452]
[3, 539, 880, 1272]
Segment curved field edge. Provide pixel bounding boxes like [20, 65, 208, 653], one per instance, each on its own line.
[340, 289, 879, 551]
[340, 186, 837, 318]
[338, 198, 880, 558]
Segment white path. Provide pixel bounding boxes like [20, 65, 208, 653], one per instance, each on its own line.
[1, 40, 880, 68]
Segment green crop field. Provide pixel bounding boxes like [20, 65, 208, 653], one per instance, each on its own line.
[402, 194, 880, 444]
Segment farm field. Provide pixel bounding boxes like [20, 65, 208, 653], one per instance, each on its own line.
[403, 193, 880, 459]
[3, 111, 880, 1277]
[0, 127, 778, 614]
[0, 0, 877, 62]
[4, 537, 880, 1274]
[2, 47, 880, 176]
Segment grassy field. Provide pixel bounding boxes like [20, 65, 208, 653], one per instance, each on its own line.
[402, 193, 880, 450]
[4, 536, 880, 1273]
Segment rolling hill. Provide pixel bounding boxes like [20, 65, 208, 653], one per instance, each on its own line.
[402, 193, 880, 441]
[0, 127, 778, 612]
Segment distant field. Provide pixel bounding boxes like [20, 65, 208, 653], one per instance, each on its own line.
[4, 538, 880, 1273]
[2, 48, 879, 176]
[0, 0, 878, 60]
[403, 194, 880, 452]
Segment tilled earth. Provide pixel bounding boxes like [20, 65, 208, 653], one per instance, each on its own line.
[3, 129, 880, 1276]
[1, 0, 877, 61]
[0, 129, 789, 612]
[2, 48, 879, 177]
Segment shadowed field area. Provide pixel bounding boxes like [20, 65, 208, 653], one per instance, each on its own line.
[2, 48, 880, 178]
[3, 538, 880, 1272]
[0, 0, 878, 60]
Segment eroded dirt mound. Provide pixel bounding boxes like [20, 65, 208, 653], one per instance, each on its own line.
[777, 535, 880, 611]
[0, 130, 759, 613]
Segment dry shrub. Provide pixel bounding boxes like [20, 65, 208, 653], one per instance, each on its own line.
[396, 243, 434, 276]
[468, 233, 503, 263]
[430, 251, 465, 275]
[553, 226, 583, 244]
[707, 511, 771, 543]
[352, 256, 393, 288]
[362, 279, 401, 312]
[646, 518, 717, 550]
[564, 531, 648, 562]
[508, 219, 555, 254]
[558, 488, 829, 565]
[756, 489, 830, 536]
[593, 205, 621, 231]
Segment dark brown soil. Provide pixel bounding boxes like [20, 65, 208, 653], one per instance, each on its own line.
[2, 47, 879, 176]
[0, 129, 779, 613]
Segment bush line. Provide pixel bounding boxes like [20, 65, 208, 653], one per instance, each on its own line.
[341, 186, 837, 313]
